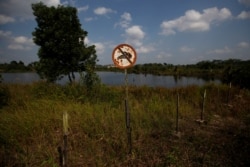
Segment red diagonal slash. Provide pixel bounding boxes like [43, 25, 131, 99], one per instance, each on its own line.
[118, 47, 133, 64]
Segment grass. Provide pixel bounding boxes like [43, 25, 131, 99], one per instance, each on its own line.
[0, 82, 250, 166]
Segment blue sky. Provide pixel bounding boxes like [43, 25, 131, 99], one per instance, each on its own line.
[0, 0, 250, 65]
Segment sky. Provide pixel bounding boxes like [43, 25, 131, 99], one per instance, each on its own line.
[0, 0, 250, 65]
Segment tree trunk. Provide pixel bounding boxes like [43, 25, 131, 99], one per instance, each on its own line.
[68, 74, 72, 83]
[71, 72, 75, 81]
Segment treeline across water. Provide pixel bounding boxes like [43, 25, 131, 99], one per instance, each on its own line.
[0, 61, 36, 72]
[99, 59, 250, 89]
[1, 59, 250, 89]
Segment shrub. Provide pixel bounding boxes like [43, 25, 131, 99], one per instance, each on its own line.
[31, 81, 65, 99]
[0, 74, 2, 83]
[0, 84, 10, 108]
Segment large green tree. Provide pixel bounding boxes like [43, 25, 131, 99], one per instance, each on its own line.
[32, 2, 98, 84]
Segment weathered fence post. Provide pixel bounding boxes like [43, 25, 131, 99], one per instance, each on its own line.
[58, 111, 68, 167]
[201, 89, 206, 121]
[176, 92, 179, 133]
[227, 82, 231, 104]
[196, 89, 207, 124]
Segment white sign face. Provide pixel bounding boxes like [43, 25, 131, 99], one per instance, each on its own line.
[112, 44, 137, 69]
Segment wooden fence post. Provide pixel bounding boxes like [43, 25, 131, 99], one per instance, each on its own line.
[196, 89, 207, 124]
[176, 92, 179, 133]
[227, 82, 231, 104]
[201, 89, 206, 121]
[58, 111, 69, 167]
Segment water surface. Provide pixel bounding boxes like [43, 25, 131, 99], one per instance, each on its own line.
[1, 72, 220, 88]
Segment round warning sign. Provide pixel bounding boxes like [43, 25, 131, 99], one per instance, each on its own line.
[112, 44, 137, 69]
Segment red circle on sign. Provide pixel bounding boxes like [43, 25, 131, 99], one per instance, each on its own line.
[112, 44, 137, 69]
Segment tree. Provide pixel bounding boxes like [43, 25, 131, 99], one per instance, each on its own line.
[222, 60, 250, 89]
[32, 2, 99, 84]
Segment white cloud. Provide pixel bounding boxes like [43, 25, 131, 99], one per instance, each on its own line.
[84, 17, 95, 22]
[237, 11, 250, 19]
[84, 37, 90, 44]
[160, 7, 232, 35]
[93, 42, 105, 55]
[121, 12, 132, 22]
[204, 43, 249, 61]
[77, 5, 89, 13]
[0, 0, 60, 21]
[116, 13, 152, 55]
[180, 46, 194, 52]
[0, 31, 34, 51]
[0, 30, 12, 37]
[0, 14, 15, 24]
[61, 0, 76, 6]
[8, 44, 27, 50]
[207, 46, 232, 55]
[94, 7, 116, 15]
[137, 45, 155, 54]
[125, 25, 145, 47]
[156, 52, 172, 59]
[238, 0, 250, 6]
[115, 12, 132, 28]
[83, 37, 105, 55]
[8, 36, 34, 50]
[14, 36, 33, 44]
[43, 0, 60, 6]
[203, 7, 232, 21]
[238, 42, 249, 48]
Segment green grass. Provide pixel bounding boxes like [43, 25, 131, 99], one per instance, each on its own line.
[0, 82, 250, 166]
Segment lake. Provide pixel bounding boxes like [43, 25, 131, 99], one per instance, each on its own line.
[1, 72, 220, 88]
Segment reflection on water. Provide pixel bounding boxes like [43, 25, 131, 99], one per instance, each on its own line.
[1, 72, 220, 88]
[1, 73, 40, 84]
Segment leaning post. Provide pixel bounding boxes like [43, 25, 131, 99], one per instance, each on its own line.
[201, 89, 206, 121]
[176, 92, 179, 133]
[63, 111, 69, 167]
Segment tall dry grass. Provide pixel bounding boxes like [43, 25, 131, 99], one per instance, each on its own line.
[0, 82, 250, 166]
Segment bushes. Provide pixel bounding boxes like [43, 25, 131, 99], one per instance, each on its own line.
[30, 81, 123, 105]
[31, 81, 66, 100]
[0, 84, 10, 108]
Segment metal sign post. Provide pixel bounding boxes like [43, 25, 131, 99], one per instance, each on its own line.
[112, 44, 137, 155]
